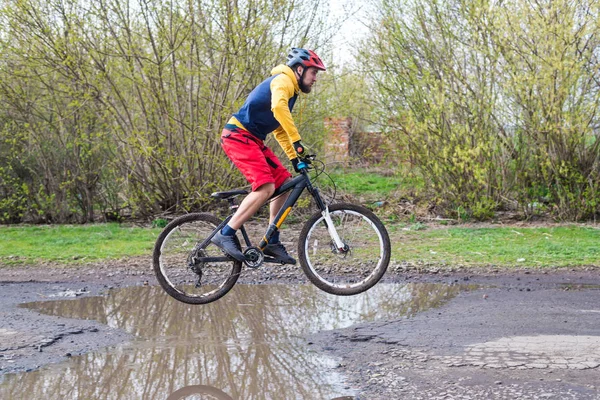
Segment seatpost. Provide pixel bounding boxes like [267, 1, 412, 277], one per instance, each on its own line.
[227, 197, 239, 211]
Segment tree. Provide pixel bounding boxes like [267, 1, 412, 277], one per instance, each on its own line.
[0, 0, 337, 222]
[362, 0, 600, 220]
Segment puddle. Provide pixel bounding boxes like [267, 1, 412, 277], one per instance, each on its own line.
[1, 283, 472, 399]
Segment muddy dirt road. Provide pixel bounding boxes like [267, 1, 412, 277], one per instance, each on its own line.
[1, 261, 599, 399]
[311, 270, 600, 399]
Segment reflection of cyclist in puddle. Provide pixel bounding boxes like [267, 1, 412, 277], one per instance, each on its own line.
[166, 384, 354, 400]
[211, 47, 326, 264]
[166, 384, 234, 400]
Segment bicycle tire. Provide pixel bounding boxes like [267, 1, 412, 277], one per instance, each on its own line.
[298, 203, 390, 295]
[166, 384, 234, 400]
[153, 213, 242, 304]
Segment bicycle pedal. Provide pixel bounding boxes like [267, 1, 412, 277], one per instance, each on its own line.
[265, 256, 296, 265]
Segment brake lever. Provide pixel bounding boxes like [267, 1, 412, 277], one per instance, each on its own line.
[302, 154, 316, 164]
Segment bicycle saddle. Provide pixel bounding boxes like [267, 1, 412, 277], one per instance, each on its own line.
[211, 189, 249, 200]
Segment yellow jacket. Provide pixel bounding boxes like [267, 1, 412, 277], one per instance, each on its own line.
[229, 64, 301, 160]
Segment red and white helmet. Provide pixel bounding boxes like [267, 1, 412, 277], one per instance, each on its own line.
[286, 48, 326, 71]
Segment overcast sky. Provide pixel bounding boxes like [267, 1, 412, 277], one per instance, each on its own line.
[328, 0, 371, 67]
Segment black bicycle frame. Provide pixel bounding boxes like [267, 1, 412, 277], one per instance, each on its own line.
[257, 169, 326, 250]
[195, 169, 326, 262]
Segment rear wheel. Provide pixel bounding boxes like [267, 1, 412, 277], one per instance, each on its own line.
[153, 213, 242, 304]
[298, 203, 390, 295]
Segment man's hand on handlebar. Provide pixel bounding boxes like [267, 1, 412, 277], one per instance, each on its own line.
[291, 140, 315, 172]
[291, 154, 315, 173]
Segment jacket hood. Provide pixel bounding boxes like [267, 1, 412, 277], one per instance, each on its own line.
[271, 64, 299, 93]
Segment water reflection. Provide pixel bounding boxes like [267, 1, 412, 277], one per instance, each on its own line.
[166, 384, 234, 400]
[1, 283, 471, 399]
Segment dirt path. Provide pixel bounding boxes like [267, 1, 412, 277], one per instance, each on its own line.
[1, 260, 599, 399]
[311, 269, 600, 399]
[0, 260, 151, 376]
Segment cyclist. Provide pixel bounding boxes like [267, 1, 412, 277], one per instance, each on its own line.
[211, 47, 326, 264]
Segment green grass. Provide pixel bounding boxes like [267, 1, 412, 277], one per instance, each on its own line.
[0, 223, 598, 269]
[391, 225, 600, 268]
[0, 223, 161, 265]
[322, 167, 423, 199]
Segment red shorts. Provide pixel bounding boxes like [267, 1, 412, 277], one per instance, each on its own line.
[220, 126, 292, 191]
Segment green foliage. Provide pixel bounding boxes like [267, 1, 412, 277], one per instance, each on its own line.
[3, 0, 600, 222]
[0, 168, 27, 223]
[0, 127, 27, 223]
[408, 221, 427, 231]
[151, 218, 168, 229]
[0, 0, 336, 223]
[362, 0, 600, 221]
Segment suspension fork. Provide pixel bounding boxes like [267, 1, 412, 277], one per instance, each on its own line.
[308, 181, 347, 252]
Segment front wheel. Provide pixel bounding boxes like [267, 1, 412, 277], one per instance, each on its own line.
[298, 203, 391, 295]
[153, 213, 242, 304]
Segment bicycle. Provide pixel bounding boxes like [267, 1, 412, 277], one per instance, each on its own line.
[153, 155, 391, 304]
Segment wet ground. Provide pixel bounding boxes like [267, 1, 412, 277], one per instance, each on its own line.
[1, 282, 472, 399]
[311, 272, 600, 399]
[0, 262, 599, 399]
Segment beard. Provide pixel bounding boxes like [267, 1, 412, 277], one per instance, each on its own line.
[299, 79, 312, 94]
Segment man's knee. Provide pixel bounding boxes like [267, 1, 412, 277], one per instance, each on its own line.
[255, 182, 275, 198]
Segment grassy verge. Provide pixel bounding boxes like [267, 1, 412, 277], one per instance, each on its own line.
[1, 222, 598, 269]
[319, 166, 423, 202]
[0, 223, 160, 265]
[389, 224, 600, 268]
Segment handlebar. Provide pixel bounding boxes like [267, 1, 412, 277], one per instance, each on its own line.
[297, 154, 316, 171]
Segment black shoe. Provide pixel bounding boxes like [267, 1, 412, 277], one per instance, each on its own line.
[211, 231, 245, 262]
[264, 242, 296, 265]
